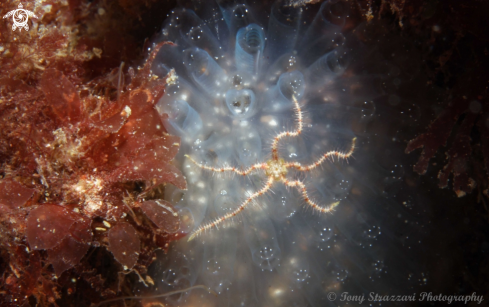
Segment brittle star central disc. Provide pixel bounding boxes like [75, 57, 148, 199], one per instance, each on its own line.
[186, 96, 356, 241]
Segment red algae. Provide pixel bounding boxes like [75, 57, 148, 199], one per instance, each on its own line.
[40, 68, 83, 123]
[141, 200, 180, 233]
[26, 204, 77, 250]
[24, 205, 93, 276]
[0, 40, 187, 304]
[363, 0, 489, 199]
[0, 179, 35, 211]
[108, 222, 141, 270]
[48, 235, 90, 277]
[0, 0, 186, 302]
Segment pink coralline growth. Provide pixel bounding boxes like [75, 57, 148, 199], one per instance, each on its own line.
[0, 0, 188, 304]
[406, 95, 488, 198]
[378, 0, 489, 200]
[0, 41, 186, 306]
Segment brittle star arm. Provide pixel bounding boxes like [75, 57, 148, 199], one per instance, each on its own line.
[188, 176, 275, 241]
[184, 154, 267, 176]
[285, 137, 357, 171]
[271, 95, 303, 160]
[282, 177, 340, 213]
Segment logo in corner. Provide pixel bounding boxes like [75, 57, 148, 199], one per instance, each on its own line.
[3, 3, 38, 32]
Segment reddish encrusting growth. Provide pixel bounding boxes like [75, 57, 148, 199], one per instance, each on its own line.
[370, 0, 489, 200]
[0, 41, 187, 306]
[406, 95, 487, 198]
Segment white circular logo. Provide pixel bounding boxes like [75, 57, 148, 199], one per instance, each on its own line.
[3, 3, 38, 32]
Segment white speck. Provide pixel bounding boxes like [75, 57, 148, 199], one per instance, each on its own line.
[123, 105, 132, 117]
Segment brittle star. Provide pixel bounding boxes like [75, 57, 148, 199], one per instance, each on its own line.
[185, 96, 356, 241]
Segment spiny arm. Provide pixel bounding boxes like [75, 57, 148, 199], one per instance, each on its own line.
[286, 137, 356, 171]
[271, 95, 303, 160]
[188, 176, 274, 241]
[184, 154, 267, 176]
[282, 178, 340, 213]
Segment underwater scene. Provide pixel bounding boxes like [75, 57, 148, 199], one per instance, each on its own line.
[146, 1, 471, 306]
[0, 0, 487, 306]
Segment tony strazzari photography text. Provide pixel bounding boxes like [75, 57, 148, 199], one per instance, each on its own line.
[337, 292, 484, 304]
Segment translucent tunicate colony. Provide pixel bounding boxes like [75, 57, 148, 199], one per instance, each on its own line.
[148, 0, 429, 306]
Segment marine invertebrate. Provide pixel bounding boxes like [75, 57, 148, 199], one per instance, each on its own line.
[185, 95, 356, 240]
[147, 0, 391, 305]
[3, 0, 485, 305]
